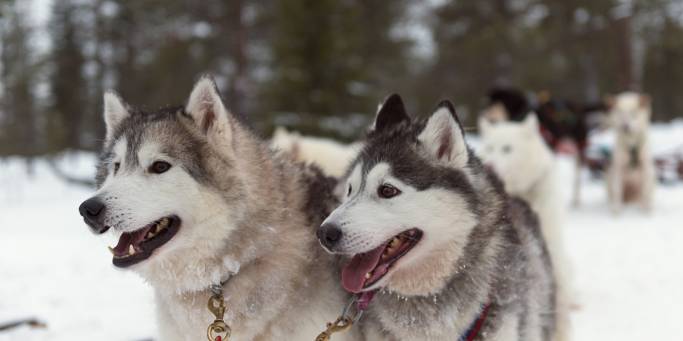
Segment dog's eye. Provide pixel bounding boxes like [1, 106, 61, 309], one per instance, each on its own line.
[113, 162, 120, 174]
[502, 145, 512, 154]
[150, 161, 172, 174]
[347, 184, 352, 197]
[378, 184, 401, 199]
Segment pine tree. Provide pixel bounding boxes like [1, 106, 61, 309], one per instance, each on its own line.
[47, 0, 88, 152]
[260, 0, 414, 139]
[0, 1, 40, 157]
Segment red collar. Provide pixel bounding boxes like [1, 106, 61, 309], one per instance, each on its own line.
[459, 304, 491, 341]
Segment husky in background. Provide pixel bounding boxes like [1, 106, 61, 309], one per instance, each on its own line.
[606, 92, 656, 213]
[479, 114, 572, 341]
[318, 94, 558, 340]
[271, 127, 361, 177]
[78, 76, 359, 341]
[482, 87, 607, 207]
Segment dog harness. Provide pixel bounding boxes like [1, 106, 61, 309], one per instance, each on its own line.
[458, 304, 492, 341]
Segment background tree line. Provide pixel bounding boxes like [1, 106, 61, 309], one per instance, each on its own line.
[1, 0, 682, 158]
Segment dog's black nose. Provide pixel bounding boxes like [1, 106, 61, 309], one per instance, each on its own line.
[79, 197, 108, 233]
[79, 197, 105, 218]
[318, 223, 343, 249]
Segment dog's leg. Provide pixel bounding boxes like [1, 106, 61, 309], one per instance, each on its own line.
[571, 156, 582, 207]
[608, 165, 623, 214]
[639, 162, 655, 213]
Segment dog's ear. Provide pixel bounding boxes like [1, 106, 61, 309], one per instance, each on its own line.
[186, 75, 233, 143]
[103, 91, 130, 141]
[523, 113, 539, 134]
[372, 94, 409, 132]
[418, 100, 468, 167]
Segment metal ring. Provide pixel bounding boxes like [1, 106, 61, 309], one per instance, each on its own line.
[210, 284, 223, 296]
[340, 297, 364, 324]
[207, 320, 230, 341]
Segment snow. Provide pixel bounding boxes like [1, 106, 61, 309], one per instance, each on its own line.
[0, 154, 154, 340]
[559, 158, 683, 341]
[1, 124, 683, 340]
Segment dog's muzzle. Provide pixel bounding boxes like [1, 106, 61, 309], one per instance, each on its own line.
[79, 197, 109, 234]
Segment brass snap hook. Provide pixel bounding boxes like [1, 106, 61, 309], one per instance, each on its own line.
[207, 319, 231, 341]
[206, 286, 231, 341]
[208, 295, 226, 320]
[315, 316, 353, 341]
[315, 297, 363, 341]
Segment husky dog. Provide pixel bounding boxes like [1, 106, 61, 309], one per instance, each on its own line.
[78, 76, 359, 341]
[271, 127, 361, 177]
[606, 92, 656, 213]
[479, 114, 572, 341]
[318, 94, 558, 341]
[483, 87, 607, 207]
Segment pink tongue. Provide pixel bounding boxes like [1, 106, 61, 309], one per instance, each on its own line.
[341, 243, 387, 293]
[113, 229, 147, 255]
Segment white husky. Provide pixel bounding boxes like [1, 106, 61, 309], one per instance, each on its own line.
[606, 92, 656, 213]
[271, 127, 360, 177]
[78, 77, 359, 341]
[479, 114, 572, 341]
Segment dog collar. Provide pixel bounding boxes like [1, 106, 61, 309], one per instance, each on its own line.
[458, 304, 491, 341]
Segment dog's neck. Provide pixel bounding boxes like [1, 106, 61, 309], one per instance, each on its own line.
[369, 223, 504, 339]
[617, 130, 647, 151]
[146, 129, 338, 338]
[520, 163, 555, 208]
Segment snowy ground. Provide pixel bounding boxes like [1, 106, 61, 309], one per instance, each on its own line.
[1, 124, 682, 340]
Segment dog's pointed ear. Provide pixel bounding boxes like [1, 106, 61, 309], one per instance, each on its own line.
[418, 100, 468, 167]
[372, 94, 409, 132]
[103, 91, 129, 141]
[186, 75, 232, 142]
[523, 113, 539, 134]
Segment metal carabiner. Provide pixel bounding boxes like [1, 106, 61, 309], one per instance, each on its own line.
[206, 285, 231, 341]
[315, 296, 364, 341]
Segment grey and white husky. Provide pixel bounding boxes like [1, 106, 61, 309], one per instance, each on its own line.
[78, 76, 359, 341]
[318, 95, 558, 340]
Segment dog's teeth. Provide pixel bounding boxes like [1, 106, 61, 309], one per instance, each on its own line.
[365, 272, 372, 279]
[108, 246, 115, 255]
[129, 245, 135, 255]
[147, 232, 154, 239]
[160, 218, 169, 227]
[390, 237, 400, 247]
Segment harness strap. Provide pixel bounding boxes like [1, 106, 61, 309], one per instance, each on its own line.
[458, 304, 491, 341]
